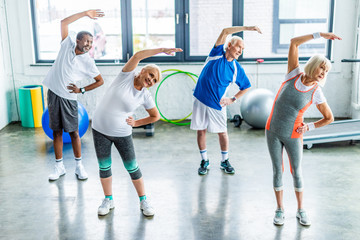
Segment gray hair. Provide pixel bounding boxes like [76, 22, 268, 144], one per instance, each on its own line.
[142, 64, 162, 82]
[304, 54, 331, 87]
[225, 36, 243, 50]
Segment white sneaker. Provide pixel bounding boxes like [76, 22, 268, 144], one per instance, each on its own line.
[140, 199, 155, 217]
[98, 198, 115, 216]
[273, 208, 285, 226]
[296, 209, 311, 226]
[75, 164, 88, 180]
[48, 163, 66, 181]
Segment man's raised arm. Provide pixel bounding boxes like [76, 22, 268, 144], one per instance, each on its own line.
[215, 26, 262, 47]
[61, 9, 104, 41]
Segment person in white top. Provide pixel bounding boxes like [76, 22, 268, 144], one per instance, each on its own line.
[44, 10, 105, 181]
[92, 47, 183, 216]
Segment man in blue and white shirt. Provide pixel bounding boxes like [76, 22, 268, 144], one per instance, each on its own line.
[191, 26, 262, 175]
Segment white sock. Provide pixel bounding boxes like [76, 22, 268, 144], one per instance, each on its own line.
[221, 151, 228, 162]
[200, 149, 207, 160]
[55, 158, 63, 164]
[75, 157, 82, 166]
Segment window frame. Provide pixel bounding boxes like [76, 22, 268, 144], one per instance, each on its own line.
[30, 0, 335, 63]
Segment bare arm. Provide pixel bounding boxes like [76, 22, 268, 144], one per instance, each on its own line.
[288, 32, 342, 74]
[67, 74, 104, 93]
[126, 107, 160, 127]
[215, 26, 262, 47]
[296, 102, 334, 134]
[122, 48, 183, 72]
[233, 87, 251, 100]
[314, 102, 334, 128]
[61, 9, 104, 41]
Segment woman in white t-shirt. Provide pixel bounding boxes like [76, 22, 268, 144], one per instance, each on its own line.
[265, 32, 341, 226]
[92, 47, 183, 216]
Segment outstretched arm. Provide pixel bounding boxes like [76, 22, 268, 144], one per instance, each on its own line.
[122, 48, 183, 72]
[61, 9, 105, 41]
[215, 26, 262, 47]
[288, 32, 342, 74]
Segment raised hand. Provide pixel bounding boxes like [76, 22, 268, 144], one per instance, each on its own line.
[247, 26, 262, 34]
[163, 48, 183, 56]
[85, 9, 105, 20]
[320, 32, 342, 41]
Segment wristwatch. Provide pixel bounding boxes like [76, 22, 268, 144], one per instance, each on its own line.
[231, 96, 237, 103]
[80, 87, 86, 94]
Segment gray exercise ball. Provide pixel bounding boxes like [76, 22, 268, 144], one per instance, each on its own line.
[240, 88, 275, 129]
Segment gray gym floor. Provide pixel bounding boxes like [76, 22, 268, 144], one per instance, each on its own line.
[0, 121, 359, 240]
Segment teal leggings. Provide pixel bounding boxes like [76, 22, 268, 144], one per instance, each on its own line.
[92, 128, 142, 180]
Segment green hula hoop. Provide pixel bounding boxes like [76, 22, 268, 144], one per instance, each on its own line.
[155, 69, 198, 126]
[160, 70, 197, 123]
[158, 70, 197, 124]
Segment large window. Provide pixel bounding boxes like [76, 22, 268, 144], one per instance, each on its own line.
[132, 0, 175, 54]
[243, 0, 334, 60]
[30, 0, 334, 63]
[188, 0, 233, 56]
[31, 0, 122, 62]
[273, 0, 332, 58]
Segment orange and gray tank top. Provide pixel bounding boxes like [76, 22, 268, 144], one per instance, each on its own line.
[266, 73, 318, 138]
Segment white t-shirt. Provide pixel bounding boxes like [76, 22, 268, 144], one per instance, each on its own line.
[92, 70, 156, 137]
[285, 67, 326, 105]
[42, 36, 100, 100]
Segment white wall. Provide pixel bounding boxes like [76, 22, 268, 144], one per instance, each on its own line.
[0, 0, 16, 130]
[350, 0, 360, 119]
[1, 0, 358, 126]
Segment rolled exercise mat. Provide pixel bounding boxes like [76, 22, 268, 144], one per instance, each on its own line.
[18, 85, 44, 127]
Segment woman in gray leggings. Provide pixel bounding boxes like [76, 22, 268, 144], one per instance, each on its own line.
[92, 47, 182, 217]
[265, 32, 341, 226]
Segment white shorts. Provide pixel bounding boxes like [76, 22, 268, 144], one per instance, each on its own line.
[190, 98, 227, 133]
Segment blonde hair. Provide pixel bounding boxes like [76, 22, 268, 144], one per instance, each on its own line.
[225, 36, 243, 50]
[142, 64, 162, 82]
[304, 54, 331, 87]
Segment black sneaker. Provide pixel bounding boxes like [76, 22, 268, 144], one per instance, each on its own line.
[198, 159, 210, 175]
[220, 159, 235, 174]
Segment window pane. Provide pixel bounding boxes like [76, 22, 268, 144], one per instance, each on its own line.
[278, 23, 328, 56]
[279, 0, 329, 19]
[189, 0, 233, 56]
[279, 23, 328, 45]
[243, 0, 331, 58]
[132, 0, 175, 56]
[34, 0, 122, 61]
[243, 0, 275, 58]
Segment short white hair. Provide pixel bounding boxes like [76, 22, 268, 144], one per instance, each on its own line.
[304, 54, 331, 87]
[225, 36, 243, 50]
[142, 64, 162, 82]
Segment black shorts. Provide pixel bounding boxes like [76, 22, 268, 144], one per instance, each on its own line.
[47, 89, 78, 132]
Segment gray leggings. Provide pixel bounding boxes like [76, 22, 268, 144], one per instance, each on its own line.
[92, 128, 142, 180]
[266, 130, 304, 192]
